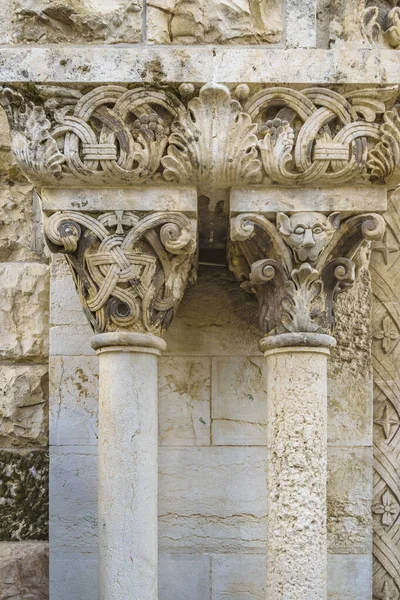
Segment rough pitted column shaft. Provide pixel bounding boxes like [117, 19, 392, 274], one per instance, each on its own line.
[92, 332, 166, 600]
[264, 342, 332, 600]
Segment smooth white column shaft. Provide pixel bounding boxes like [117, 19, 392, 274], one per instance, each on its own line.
[265, 345, 330, 600]
[93, 333, 165, 600]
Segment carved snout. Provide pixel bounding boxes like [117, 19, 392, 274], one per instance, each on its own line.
[303, 228, 315, 248]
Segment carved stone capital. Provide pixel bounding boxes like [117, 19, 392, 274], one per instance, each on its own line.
[44, 208, 197, 335]
[1, 83, 400, 189]
[229, 208, 385, 341]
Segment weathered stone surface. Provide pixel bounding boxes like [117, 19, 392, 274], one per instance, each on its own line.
[0, 263, 49, 360]
[159, 357, 211, 446]
[327, 554, 372, 600]
[50, 552, 97, 600]
[159, 554, 210, 600]
[328, 259, 373, 446]
[0, 365, 48, 447]
[0, 109, 26, 184]
[164, 267, 260, 356]
[0, 541, 49, 600]
[49, 446, 97, 552]
[159, 447, 267, 552]
[0, 184, 45, 262]
[327, 447, 373, 554]
[211, 357, 267, 445]
[147, 0, 282, 44]
[286, 0, 316, 48]
[50, 255, 88, 327]
[13, 0, 142, 44]
[0, 450, 48, 541]
[49, 356, 98, 447]
[211, 554, 266, 599]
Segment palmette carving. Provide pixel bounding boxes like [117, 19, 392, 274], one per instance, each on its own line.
[44, 210, 197, 335]
[1, 83, 400, 188]
[229, 211, 385, 337]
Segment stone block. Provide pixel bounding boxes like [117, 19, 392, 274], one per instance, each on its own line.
[146, 0, 282, 44]
[211, 357, 267, 445]
[159, 357, 211, 446]
[327, 447, 373, 554]
[50, 255, 87, 327]
[159, 553, 210, 600]
[0, 541, 49, 600]
[49, 356, 98, 446]
[49, 324, 94, 357]
[0, 263, 49, 360]
[0, 450, 48, 541]
[0, 183, 45, 261]
[0, 365, 48, 447]
[286, 0, 317, 48]
[49, 446, 97, 552]
[327, 554, 372, 600]
[50, 552, 97, 600]
[211, 554, 266, 599]
[159, 447, 267, 552]
[13, 0, 142, 44]
[328, 264, 373, 446]
[164, 268, 260, 356]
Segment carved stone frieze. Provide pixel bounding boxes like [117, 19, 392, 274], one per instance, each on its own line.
[44, 209, 197, 335]
[229, 210, 385, 339]
[1, 83, 400, 189]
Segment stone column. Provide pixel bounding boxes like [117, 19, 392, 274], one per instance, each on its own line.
[262, 334, 335, 599]
[92, 332, 165, 600]
[229, 192, 385, 600]
[41, 199, 197, 600]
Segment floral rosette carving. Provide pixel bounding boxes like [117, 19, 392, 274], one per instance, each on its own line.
[229, 210, 385, 338]
[45, 210, 197, 334]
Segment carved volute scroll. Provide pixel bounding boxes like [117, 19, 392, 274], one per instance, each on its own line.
[1, 83, 400, 189]
[44, 209, 197, 335]
[229, 209, 385, 341]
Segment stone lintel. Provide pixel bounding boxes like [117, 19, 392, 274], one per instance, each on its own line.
[230, 186, 388, 218]
[40, 186, 198, 215]
[0, 47, 400, 85]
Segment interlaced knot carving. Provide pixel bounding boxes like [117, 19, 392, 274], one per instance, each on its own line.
[45, 210, 197, 334]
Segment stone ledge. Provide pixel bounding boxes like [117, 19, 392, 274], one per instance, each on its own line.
[0, 47, 400, 84]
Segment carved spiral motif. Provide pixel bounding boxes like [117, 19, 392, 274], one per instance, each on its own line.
[44, 210, 197, 334]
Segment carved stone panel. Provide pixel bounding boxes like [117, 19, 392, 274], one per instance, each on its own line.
[371, 188, 400, 600]
[146, 0, 283, 44]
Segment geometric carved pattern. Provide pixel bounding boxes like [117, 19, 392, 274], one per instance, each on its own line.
[44, 210, 197, 335]
[371, 189, 400, 600]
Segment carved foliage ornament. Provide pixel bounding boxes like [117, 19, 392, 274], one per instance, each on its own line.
[1, 83, 400, 187]
[229, 210, 385, 337]
[45, 210, 197, 335]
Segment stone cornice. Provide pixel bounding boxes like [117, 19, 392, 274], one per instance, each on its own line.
[1, 82, 400, 189]
[1, 48, 400, 84]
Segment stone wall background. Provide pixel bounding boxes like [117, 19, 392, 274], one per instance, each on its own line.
[0, 110, 49, 597]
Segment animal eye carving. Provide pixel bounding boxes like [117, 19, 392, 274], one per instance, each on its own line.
[294, 226, 305, 235]
[313, 226, 323, 234]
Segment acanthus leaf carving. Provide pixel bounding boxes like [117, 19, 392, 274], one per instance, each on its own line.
[162, 83, 262, 185]
[229, 209, 385, 339]
[44, 209, 197, 335]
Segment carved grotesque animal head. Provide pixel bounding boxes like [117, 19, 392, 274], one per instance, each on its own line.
[277, 212, 341, 263]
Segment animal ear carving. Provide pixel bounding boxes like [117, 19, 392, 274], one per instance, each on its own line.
[328, 212, 341, 231]
[276, 212, 291, 236]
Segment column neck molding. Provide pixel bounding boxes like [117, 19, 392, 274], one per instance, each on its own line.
[229, 208, 385, 344]
[44, 207, 197, 337]
[1, 82, 400, 190]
